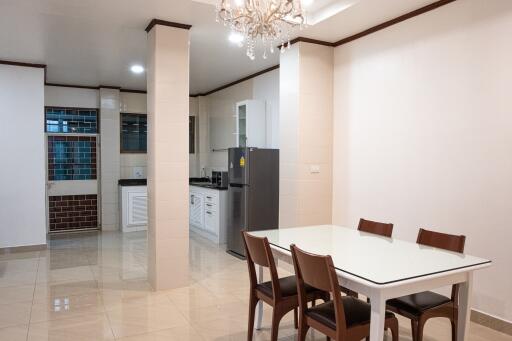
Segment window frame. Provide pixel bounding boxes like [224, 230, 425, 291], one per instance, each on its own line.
[120, 112, 147, 154]
[189, 116, 196, 154]
[44, 106, 99, 134]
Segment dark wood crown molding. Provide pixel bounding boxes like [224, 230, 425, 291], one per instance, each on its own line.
[120, 88, 147, 94]
[0, 60, 46, 69]
[191, 64, 279, 97]
[99, 85, 121, 90]
[283, 0, 456, 49]
[45, 82, 98, 90]
[333, 0, 456, 46]
[279, 37, 334, 49]
[145, 19, 192, 33]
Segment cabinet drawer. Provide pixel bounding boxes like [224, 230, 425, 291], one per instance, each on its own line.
[204, 202, 217, 211]
[204, 193, 218, 204]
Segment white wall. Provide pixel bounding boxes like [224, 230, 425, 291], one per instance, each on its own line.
[45, 85, 99, 108]
[332, 0, 512, 321]
[0, 65, 46, 248]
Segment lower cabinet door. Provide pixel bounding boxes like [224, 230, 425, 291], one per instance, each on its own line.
[204, 210, 217, 235]
[190, 193, 204, 228]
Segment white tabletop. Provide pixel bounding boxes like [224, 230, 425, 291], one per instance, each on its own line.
[250, 225, 491, 285]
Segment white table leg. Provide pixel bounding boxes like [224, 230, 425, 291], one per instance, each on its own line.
[457, 272, 473, 341]
[255, 265, 264, 330]
[369, 292, 386, 341]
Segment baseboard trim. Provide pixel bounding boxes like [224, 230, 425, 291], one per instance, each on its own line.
[471, 309, 512, 336]
[0, 244, 47, 254]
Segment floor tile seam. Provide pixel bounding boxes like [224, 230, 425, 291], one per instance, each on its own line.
[25, 254, 43, 341]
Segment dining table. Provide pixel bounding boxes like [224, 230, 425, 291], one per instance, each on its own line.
[249, 225, 491, 341]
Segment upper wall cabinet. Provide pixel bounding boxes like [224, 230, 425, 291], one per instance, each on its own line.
[209, 99, 267, 151]
[235, 100, 266, 148]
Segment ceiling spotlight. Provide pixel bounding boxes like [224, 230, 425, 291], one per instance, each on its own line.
[130, 65, 144, 74]
[228, 32, 244, 45]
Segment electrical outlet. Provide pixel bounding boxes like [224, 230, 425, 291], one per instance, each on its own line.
[310, 165, 320, 174]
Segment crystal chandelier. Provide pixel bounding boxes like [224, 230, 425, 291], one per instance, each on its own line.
[216, 0, 307, 60]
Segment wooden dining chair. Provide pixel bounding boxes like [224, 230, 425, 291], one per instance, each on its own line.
[342, 218, 395, 299]
[358, 218, 394, 237]
[291, 244, 399, 341]
[386, 228, 466, 341]
[242, 231, 329, 341]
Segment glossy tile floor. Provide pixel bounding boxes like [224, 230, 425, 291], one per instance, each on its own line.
[0, 231, 509, 341]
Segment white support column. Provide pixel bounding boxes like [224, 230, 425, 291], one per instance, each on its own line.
[279, 42, 334, 228]
[99, 87, 121, 231]
[146, 22, 191, 290]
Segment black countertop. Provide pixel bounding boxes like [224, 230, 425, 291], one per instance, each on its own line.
[189, 182, 228, 190]
[118, 178, 227, 190]
[118, 179, 147, 186]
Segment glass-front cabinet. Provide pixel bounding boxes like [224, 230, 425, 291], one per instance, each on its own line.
[234, 100, 266, 148]
[237, 103, 247, 147]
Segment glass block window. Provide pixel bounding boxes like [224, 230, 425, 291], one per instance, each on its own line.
[121, 113, 147, 153]
[45, 107, 98, 134]
[48, 136, 97, 181]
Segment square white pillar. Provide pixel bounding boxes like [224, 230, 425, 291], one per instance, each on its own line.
[99, 87, 121, 231]
[279, 42, 334, 228]
[146, 23, 190, 290]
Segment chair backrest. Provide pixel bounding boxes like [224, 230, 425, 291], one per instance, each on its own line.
[241, 231, 282, 299]
[358, 218, 394, 237]
[291, 244, 347, 332]
[416, 228, 466, 302]
[416, 228, 465, 253]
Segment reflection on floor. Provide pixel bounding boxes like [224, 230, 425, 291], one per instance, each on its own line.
[0, 231, 509, 340]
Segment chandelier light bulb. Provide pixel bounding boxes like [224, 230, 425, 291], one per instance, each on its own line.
[228, 32, 244, 44]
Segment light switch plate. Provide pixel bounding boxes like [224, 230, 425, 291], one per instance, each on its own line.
[310, 165, 320, 174]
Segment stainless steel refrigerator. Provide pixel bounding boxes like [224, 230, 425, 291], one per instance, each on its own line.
[226, 147, 279, 258]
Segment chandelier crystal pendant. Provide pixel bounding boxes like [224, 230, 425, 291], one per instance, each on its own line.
[216, 0, 307, 60]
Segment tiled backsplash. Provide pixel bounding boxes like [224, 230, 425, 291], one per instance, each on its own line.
[48, 195, 98, 231]
[45, 107, 98, 134]
[48, 136, 97, 181]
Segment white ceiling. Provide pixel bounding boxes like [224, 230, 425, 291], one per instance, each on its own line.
[0, 0, 437, 94]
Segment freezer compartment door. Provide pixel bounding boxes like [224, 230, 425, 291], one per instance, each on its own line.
[228, 148, 250, 185]
[227, 184, 248, 257]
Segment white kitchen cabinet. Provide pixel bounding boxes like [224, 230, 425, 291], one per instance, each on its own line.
[119, 185, 147, 232]
[209, 99, 267, 151]
[189, 189, 204, 228]
[189, 185, 227, 245]
[235, 100, 267, 148]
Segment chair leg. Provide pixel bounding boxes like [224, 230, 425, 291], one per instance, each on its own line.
[294, 307, 298, 329]
[411, 320, 418, 341]
[298, 317, 310, 341]
[270, 309, 284, 341]
[451, 318, 457, 341]
[416, 317, 425, 341]
[247, 295, 258, 341]
[389, 318, 399, 341]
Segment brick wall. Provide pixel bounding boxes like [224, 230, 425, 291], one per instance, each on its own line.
[48, 195, 98, 231]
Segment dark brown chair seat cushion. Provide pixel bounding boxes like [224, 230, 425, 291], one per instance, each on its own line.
[306, 296, 395, 330]
[256, 275, 319, 298]
[387, 291, 451, 316]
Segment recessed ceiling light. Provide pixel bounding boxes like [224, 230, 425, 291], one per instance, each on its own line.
[130, 65, 144, 74]
[228, 32, 244, 45]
